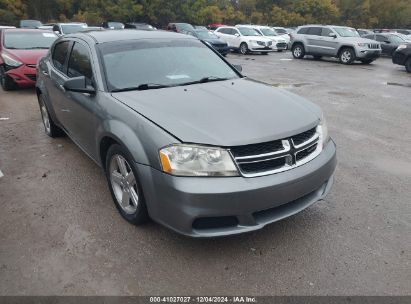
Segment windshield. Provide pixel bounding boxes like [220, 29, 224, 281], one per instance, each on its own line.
[274, 28, 287, 34]
[21, 20, 42, 28]
[260, 28, 278, 36]
[238, 27, 260, 36]
[61, 24, 87, 34]
[333, 27, 360, 37]
[99, 39, 239, 91]
[389, 34, 406, 43]
[4, 31, 57, 49]
[178, 24, 194, 31]
[196, 31, 219, 40]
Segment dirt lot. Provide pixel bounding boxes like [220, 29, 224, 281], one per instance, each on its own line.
[0, 53, 410, 295]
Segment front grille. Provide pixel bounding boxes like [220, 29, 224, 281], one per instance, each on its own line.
[229, 126, 322, 177]
[276, 42, 287, 48]
[368, 43, 379, 49]
[291, 127, 316, 146]
[25, 74, 37, 81]
[193, 216, 238, 230]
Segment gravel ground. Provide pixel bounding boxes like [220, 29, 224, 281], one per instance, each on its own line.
[0, 52, 410, 296]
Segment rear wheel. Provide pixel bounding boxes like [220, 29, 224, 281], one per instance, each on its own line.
[106, 144, 149, 225]
[405, 58, 411, 73]
[0, 66, 15, 91]
[239, 42, 248, 55]
[38, 94, 65, 137]
[339, 47, 355, 64]
[292, 44, 305, 59]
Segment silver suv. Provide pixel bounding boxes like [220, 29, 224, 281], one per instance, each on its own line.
[290, 25, 382, 64]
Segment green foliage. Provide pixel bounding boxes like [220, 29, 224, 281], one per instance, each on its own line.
[0, 0, 409, 28]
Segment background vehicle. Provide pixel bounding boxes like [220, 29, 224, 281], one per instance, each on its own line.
[392, 43, 411, 72]
[0, 29, 57, 90]
[20, 20, 42, 29]
[272, 27, 291, 45]
[291, 25, 381, 64]
[357, 29, 374, 37]
[36, 30, 336, 237]
[238, 25, 287, 51]
[394, 29, 411, 35]
[52, 23, 88, 35]
[167, 23, 194, 33]
[214, 26, 274, 54]
[194, 26, 208, 30]
[102, 21, 125, 29]
[364, 33, 408, 56]
[124, 23, 156, 30]
[208, 24, 226, 31]
[186, 29, 230, 55]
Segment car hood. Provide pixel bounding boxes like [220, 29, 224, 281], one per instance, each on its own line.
[3, 49, 48, 65]
[112, 78, 322, 146]
[244, 36, 273, 42]
[339, 37, 379, 44]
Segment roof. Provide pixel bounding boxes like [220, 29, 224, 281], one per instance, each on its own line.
[2, 28, 52, 33]
[69, 29, 195, 43]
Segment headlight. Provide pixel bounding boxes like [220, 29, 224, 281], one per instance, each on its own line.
[256, 41, 265, 46]
[357, 43, 368, 47]
[397, 44, 407, 50]
[159, 144, 239, 177]
[1, 53, 23, 68]
[319, 115, 330, 147]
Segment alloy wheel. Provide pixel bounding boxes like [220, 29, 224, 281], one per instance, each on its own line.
[341, 50, 352, 63]
[40, 99, 51, 134]
[293, 47, 302, 58]
[109, 154, 139, 214]
[240, 44, 247, 55]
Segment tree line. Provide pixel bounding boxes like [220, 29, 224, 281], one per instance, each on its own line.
[1, 0, 410, 29]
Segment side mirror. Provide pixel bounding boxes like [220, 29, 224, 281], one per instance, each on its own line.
[328, 33, 337, 38]
[234, 33, 240, 37]
[63, 76, 96, 94]
[233, 64, 242, 72]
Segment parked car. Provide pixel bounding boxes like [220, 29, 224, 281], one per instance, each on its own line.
[237, 25, 288, 52]
[124, 23, 156, 30]
[208, 24, 226, 31]
[363, 33, 408, 56]
[167, 23, 194, 33]
[392, 43, 411, 72]
[394, 29, 411, 35]
[214, 26, 274, 54]
[102, 21, 125, 29]
[194, 26, 208, 30]
[36, 30, 336, 237]
[20, 20, 42, 29]
[291, 25, 381, 64]
[52, 23, 88, 35]
[393, 33, 411, 42]
[186, 29, 230, 56]
[0, 29, 57, 90]
[272, 27, 291, 45]
[357, 29, 374, 37]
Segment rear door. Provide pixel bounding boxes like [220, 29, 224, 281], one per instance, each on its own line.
[305, 27, 323, 53]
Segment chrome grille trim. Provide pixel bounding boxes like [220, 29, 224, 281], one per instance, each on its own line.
[230, 125, 324, 177]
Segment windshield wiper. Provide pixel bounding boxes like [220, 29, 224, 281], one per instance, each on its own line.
[111, 83, 170, 92]
[178, 76, 229, 86]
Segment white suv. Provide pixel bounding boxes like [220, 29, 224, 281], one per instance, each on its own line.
[237, 25, 288, 52]
[214, 26, 274, 54]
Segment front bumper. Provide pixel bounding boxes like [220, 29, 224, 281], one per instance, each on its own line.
[356, 49, 381, 59]
[137, 140, 337, 237]
[4, 64, 37, 87]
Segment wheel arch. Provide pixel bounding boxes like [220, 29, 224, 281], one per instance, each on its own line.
[337, 45, 356, 56]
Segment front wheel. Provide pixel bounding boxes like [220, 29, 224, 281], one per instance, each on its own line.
[38, 94, 65, 137]
[239, 42, 248, 55]
[106, 144, 149, 225]
[292, 44, 305, 59]
[339, 48, 355, 64]
[0, 66, 15, 91]
[405, 58, 411, 73]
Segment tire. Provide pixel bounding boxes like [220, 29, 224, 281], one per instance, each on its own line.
[291, 44, 305, 59]
[38, 94, 65, 137]
[339, 47, 355, 64]
[313, 55, 322, 60]
[0, 66, 16, 91]
[239, 42, 248, 55]
[360, 59, 374, 64]
[406, 58, 411, 73]
[105, 144, 149, 225]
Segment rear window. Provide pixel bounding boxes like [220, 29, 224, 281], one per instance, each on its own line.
[3, 31, 57, 49]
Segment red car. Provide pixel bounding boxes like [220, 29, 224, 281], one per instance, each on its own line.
[0, 29, 57, 90]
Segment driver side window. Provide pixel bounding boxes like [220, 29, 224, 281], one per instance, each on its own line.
[67, 42, 93, 84]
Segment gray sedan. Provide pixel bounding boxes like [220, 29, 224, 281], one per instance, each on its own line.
[36, 30, 336, 237]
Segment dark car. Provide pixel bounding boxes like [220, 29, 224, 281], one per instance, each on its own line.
[124, 23, 156, 30]
[392, 43, 411, 72]
[36, 30, 336, 237]
[167, 23, 194, 33]
[0, 29, 57, 90]
[187, 29, 230, 56]
[20, 20, 42, 29]
[102, 22, 125, 29]
[364, 33, 407, 56]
